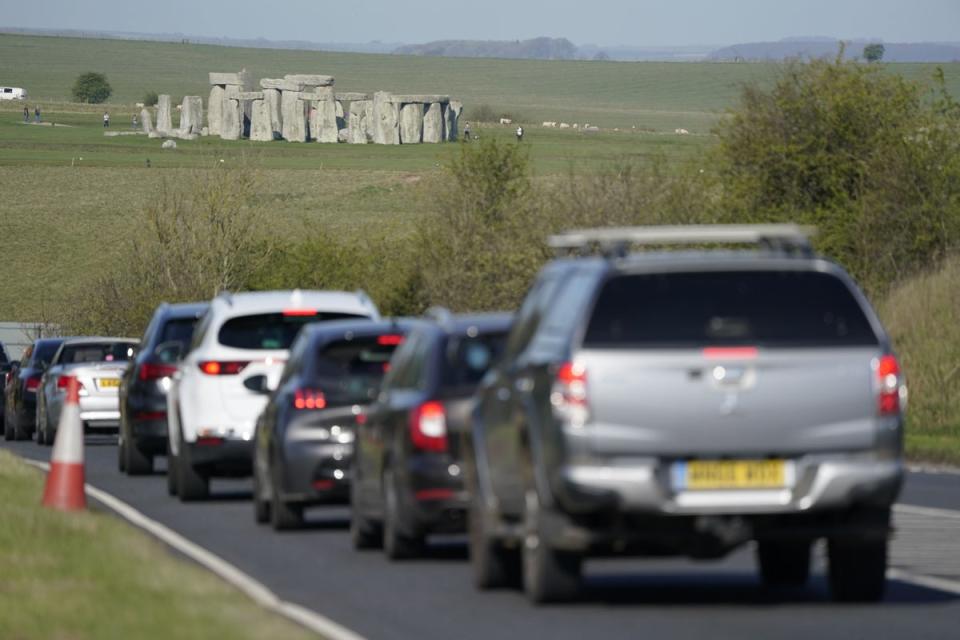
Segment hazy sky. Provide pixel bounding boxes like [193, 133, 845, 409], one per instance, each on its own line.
[3, 0, 959, 46]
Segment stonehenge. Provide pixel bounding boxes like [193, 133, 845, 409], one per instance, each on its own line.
[144, 71, 463, 145]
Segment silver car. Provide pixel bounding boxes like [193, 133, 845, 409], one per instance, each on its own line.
[36, 337, 138, 445]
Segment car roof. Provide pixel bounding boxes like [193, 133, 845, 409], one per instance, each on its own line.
[418, 312, 513, 336]
[210, 290, 379, 319]
[299, 318, 417, 345]
[159, 301, 209, 318]
[60, 337, 138, 346]
[550, 250, 842, 275]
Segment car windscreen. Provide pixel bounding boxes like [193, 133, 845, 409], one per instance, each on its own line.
[159, 317, 199, 351]
[218, 313, 369, 351]
[583, 271, 879, 348]
[309, 334, 404, 407]
[32, 341, 63, 367]
[442, 331, 509, 390]
[60, 342, 136, 364]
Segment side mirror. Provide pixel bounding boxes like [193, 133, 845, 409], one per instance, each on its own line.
[243, 374, 271, 394]
[154, 341, 183, 364]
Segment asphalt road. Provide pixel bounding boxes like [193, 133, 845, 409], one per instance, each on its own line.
[5, 436, 960, 640]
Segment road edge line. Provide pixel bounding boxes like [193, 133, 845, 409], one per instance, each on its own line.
[887, 569, 960, 596]
[894, 503, 960, 520]
[22, 459, 365, 640]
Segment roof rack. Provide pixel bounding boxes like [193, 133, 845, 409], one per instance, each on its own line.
[547, 224, 816, 258]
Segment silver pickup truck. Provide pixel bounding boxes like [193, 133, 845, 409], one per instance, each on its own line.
[466, 225, 905, 604]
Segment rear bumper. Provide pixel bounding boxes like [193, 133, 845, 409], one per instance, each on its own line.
[126, 394, 170, 454]
[278, 439, 353, 505]
[556, 454, 903, 516]
[187, 439, 254, 477]
[397, 454, 468, 535]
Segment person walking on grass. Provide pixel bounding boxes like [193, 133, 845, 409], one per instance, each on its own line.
[132, 113, 138, 130]
[34, 106, 40, 123]
[462, 121, 471, 142]
[23, 106, 29, 123]
[103, 111, 110, 128]
[516, 125, 524, 142]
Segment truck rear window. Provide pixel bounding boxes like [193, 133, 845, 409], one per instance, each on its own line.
[584, 271, 879, 348]
[310, 335, 402, 406]
[218, 313, 368, 350]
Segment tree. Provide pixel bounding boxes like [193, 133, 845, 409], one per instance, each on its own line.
[863, 43, 885, 63]
[71, 72, 112, 104]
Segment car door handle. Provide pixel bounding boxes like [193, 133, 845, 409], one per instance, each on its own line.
[514, 377, 534, 393]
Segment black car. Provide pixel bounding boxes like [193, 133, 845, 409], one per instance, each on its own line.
[118, 302, 208, 475]
[0, 341, 11, 430]
[253, 319, 413, 530]
[4, 337, 66, 441]
[351, 311, 512, 559]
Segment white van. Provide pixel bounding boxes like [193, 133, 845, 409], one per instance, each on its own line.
[0, 87, 27, 100]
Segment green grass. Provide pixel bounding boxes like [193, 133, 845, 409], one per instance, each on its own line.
[0, 450, 316, 639]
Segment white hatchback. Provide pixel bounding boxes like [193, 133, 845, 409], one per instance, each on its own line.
[167, 290, 379, 500]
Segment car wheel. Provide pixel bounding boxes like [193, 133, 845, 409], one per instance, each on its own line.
[117, 432, 126, 472]
[270, 461, 302, 531]
[176, 437, 209, 502]
[469, 490, 521, 589]
[828, 537, 888, 602]
[125, 439, 153, 476]
[522, 489, 581, 604]
[383, 468, 423, 560]
[3, 413, 12, 441]
[252, 460, 270, 524]
[166, 447, 179, 497]
[756, 540, 812, 587]
[36, 407, 46, 446]
[349, 477, 382, 550]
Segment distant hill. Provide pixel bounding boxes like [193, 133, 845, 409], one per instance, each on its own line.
[709, 39, 960, 62]
[394, 37, 578, 60]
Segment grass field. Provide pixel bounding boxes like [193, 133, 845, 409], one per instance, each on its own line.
[0, 450, 314, 639]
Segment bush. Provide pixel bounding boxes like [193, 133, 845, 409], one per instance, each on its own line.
[142, 91, 159, 107]
[466, 104, 498, 123]
[713, 58, 960, 294]
[71, 72, 112, 104]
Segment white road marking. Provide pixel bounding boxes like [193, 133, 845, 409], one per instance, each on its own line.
[887, 569, 960, 596]
[23, 459, 364, 640]
[894, 503, 960, 520]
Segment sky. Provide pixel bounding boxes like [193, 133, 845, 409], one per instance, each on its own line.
[2, 0, 959, 47]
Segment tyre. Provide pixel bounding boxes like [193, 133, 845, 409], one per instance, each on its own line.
[166, 448, 179, 497]
[124, 438, 153, 475]
[270, 461, 303, 530]
[36, 408, 46, 446]
[349, 479, 381, 550]
[828, 537, 888, 602]
[3, 413, 12, 441]
[469, 491, 521, 589]
[117, 432, 126, 472]
[756, 540, 812, 587]
[176, 439, 209, 502]
[252, 460, 270, 524]
[383, 469, 423, 560]
[522, 489, 582, 604]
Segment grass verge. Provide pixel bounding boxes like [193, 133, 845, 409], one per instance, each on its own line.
[0, 450, 316, 639]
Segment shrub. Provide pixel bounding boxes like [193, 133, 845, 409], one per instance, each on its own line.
[467, 104, 498, 123]
[142, 91, 159, 107]
[71, 72, 112, 104]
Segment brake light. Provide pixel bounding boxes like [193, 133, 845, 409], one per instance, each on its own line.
[294, 388, 327, 410]
[410, 401, 447, 451]
[25, 375, 42, 392]
[552, 361, 589, 426]
[703, 346, 758, 360]
[56, 377, 85, 392]
[877, 354, 905, 416]
[139, 362, 178, 381]
[282, 308, 318, 317]
[198, 361, 249, 375]
[377, 334, 404, 346]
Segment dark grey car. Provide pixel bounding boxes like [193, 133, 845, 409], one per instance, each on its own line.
[466, 225, 905, 604]
[118, 302, 208, 475]
[4, 338, 66, 441]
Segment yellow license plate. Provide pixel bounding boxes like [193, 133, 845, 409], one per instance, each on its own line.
[98, 378, 120, 388]
[677, 460, 786, 490]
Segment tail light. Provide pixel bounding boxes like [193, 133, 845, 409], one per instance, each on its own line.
[198, 361, 249, 375]
[294, 388, 327, 410]
[410, 401, 447, 451]
[877, 354, 906, 416]
[25, 375, 42, 393]
[552, 361, 589, 426]
[56, 376, 85, 392]
[377, 334, 405, 346]
[139, 362, 178, 381]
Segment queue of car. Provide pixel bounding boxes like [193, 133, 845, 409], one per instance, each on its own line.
[1, 224, 906, 605]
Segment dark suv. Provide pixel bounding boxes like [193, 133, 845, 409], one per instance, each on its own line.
[4, 337, 66, 441]
[465, 225, 905, 603]
[253, 319, 412, 530]
[351, 311, 512, 559]
[118, 302, 208, 475]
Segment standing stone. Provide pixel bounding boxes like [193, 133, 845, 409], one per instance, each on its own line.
[348, 100, 372, 144]
[312, 98, 339, 143]
[400, 103, 424, 144]
[445, 100, 462, 141]
[335, 100, 346, 129]
[156, 94, 173, 135]
[221, 99, 242, 140]
[249, 100, 274, 141]
[423, 102, 443, 143]
[140, 108, 154, 135]
[372, 92, 400, 145]
[264, 88, 282, 138]
[179, 96, 203, 136]
[207, 85, 224, 137]
[281, 92, 308, 142]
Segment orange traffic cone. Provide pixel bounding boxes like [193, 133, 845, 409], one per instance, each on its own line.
[42, 376, 86, 511]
